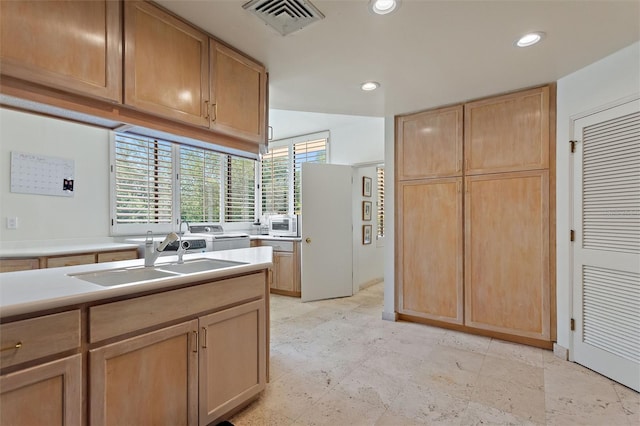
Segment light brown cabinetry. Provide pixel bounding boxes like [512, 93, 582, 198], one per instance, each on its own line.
[0, 0, 122, 102]
[45, 253, 97, 269]
[395, 85, 555, 347]
[256, 240, 301, 297]
[124, 0, 210, 126]
[0, 258, 39, 273]
[199, 299, 266, 425]
[397, 178, 463, 325]
[0, 310, 82, 426]
[0, 355, 82, 426]
[210, 41, 267, 143]
[90, 321, 199, 425]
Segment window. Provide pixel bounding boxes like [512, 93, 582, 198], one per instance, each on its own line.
[225, 156, 256, 222]
[377, 165, 385, 238]
[112, 134, 174, 234]
[260, 131, 328, 217]
[180, 146, 222, 223]
[111, 133, 256, 235]
[261, 145, 289, 215]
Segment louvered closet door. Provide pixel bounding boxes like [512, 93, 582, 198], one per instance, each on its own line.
[572, 98, 640, 392]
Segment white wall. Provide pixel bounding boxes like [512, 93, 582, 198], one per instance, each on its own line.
[269, 109, 384, 164]
[0, 108, 111, 243]
[382, 115, 396, 320]
[556, 41, 640, 350]
[352, 165, 384, 291]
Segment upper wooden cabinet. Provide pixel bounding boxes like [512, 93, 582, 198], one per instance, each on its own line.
[0, 0, 122, 102]
[124, 0, 210, 127]
[210, 41, 267, 144]
[464, 86, 550, 175]
[396, 105, 463, 180]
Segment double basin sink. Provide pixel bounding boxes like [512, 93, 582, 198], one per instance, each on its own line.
[69, 258, 247, 287]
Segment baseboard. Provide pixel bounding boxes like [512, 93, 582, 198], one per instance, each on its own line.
[381, 311, 397, 322]
[360, 278, 383, 290]
[553, 343, 569, 360]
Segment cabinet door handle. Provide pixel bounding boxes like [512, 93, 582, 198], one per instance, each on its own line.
[212, 103, 217, 122]
[1, 341, 22, 352]
[191, 331, 198, 353]
[204, 101, 210, 120]
[201, 327, 208, 348]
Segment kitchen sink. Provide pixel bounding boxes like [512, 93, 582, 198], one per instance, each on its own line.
[70, 267, 179, 286]
[69, 258, 248, 286]
[156, 258, 247, 274]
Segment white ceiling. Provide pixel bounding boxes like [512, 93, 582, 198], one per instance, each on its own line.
[156, 0, 640, 118]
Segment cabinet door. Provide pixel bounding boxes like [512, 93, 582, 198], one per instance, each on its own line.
[397, 178, 464, 324]
[273, 251, 295, 292]
[396, 105, 463, 180]
[199, 299, 266, 426]
[90, 320, 199, 426]
[124, 0, 209, 126]
[0, 354, 82, 426]
[97, 249, 138, 263]
[0, 0, 122, 102]
[210, 41, 267, 144]
[464, 86, 550, 175]
[45, 253, 96, 268]
[465, 170, 550, 340]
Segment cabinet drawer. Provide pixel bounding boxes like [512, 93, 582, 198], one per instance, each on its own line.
[0, 258, 40, 272]
[90, 272, 266, 343]
[46, 254, 96, 268]
[259, 240, 294, 252]
[1, 310, 81, 369]
[97, 250, 138, 263]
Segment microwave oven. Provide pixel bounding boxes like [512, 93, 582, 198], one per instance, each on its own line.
[269, 215, 299, 237]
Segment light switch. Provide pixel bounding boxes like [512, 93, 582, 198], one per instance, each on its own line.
[7, 217, 18, 229]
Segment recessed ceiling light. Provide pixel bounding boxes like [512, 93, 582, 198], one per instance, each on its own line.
[516, 32, 545, 47]
[369, 0, 400, 15]
[361, 81, 380, 91]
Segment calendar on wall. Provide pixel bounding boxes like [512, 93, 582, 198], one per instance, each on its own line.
[10, 151, 75, 197]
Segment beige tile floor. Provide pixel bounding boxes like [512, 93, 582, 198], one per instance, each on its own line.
[231, 282, 640, 426]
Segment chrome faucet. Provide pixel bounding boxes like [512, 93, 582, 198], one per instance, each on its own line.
[144, 231, 179, 267]
[176, 220, 191, 264]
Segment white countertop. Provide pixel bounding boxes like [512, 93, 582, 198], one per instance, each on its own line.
[0, 247, 273, 319]
[250, 235, 302, 242]
[0, 238, 139, 258]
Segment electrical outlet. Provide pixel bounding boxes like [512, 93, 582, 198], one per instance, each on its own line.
[7, 217, 18, 229]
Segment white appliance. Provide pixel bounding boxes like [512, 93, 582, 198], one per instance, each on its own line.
[269, 215, 299, 237]
[188, 224, 251, 251]
[126, 236, 210, 258]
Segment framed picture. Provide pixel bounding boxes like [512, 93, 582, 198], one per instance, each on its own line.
[362, 176, 372, 197]
[362, 225, 372, 245]
[362, 201, 372, 221]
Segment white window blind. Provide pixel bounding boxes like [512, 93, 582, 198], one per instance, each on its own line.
[180, 146, 222, 222]
[113, 134, 173, 226]
[261, 145, 290, 215]
[377, 166, 385, 238]
[293, 138, 327, 214]
[225, 156, 256, 222]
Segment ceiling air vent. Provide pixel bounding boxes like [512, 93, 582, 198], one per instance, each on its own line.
[242, 0, 325, 36]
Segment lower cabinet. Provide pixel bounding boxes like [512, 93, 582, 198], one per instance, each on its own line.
[199, 299, 266, 425]
[0, 354, 82, 426]
[89, 321, 199, 425]
[256, 240, 301, 296]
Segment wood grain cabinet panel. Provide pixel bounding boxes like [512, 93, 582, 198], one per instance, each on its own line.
[0, 354, 82, 426]
[396, 105, 463, 180]
[464, 170, 550, 340]
[464, 86, 550, 175]
[45, 253, 96, 268]
[397, 178, 464, 324]
[0, 0, 122, 102]
[199, 300, 266, 426]
[210, 41, 267, 144]
[97, 249, 139, 263]
[90, 320, 199, 426]
[0, 258, 39, 273]
[124, 0, 209, 126]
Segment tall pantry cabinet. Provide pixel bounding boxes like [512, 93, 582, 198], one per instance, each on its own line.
[395, 85, 555, 347]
